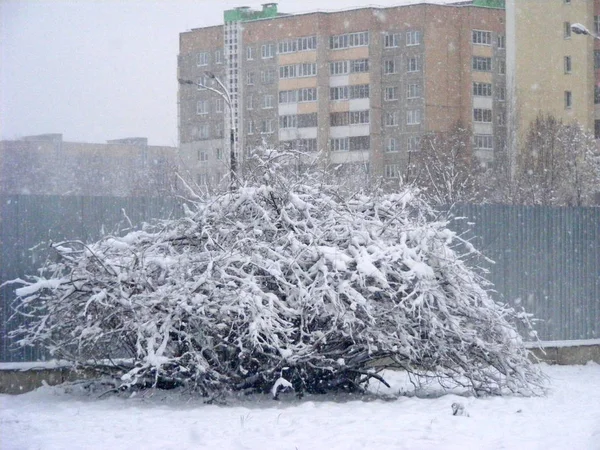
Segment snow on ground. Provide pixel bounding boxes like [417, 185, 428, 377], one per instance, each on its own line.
[2, 364, 600, 450]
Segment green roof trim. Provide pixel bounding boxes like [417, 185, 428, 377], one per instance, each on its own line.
[473, 0, 505, 8]
[224, 3, 280, 23]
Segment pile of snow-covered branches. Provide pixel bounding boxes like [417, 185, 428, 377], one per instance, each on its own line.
[9, 149, 545, 397]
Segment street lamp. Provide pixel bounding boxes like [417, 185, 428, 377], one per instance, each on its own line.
[571, 23, 600, 40]
[178, 72, 237, 190]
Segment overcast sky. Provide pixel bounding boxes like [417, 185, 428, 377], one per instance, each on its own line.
[1, 0, 451, 146]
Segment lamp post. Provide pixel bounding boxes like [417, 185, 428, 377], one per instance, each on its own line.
[178, 72, 237, 190]
[571, 23, 600, 40]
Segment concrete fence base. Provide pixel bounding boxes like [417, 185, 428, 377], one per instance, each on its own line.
[2, 342, 599, 395]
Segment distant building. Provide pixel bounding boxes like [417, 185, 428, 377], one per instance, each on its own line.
[506, 0, 599, 154]
[0, 134, 178, 197]
[177, 1, 507, 187]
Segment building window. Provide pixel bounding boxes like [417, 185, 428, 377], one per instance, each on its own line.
[196, 100, 209, 115]
[262, 95, 274, 109]
[278, 35, 317, 54]
[198, 123, 210, 139]
[407, 57, 420, 73]
[214, 50, 222, 64]
[497, 87, 506, 101]
[407, 110, 421, 125]
[474, 108, 493, 123]
[330, 84, 370, 101]
[595, 86, 600, 104]
[472, 56, 492, 71]
[497, 112, 506, 126]
[407, 135, 421, 152]
[330, 60, 349, 76]
[595, 16, 600, 34]
[564, 22, 571, 39]
[351, 59, 369, 73]
[595, 120, 600, 139]
[247, 46, 254, 60]
[215, 122, 224, 138]
[261, 119, 274, 134]
[330, 110, 369, 126]
[498, 60, 506, 74]
[472, 30, 492, 45]
[349, 136, 370, 150]
[565, 90, 572, 109]
[384, 33, 400, 48]
[384, 59, 397, 74]
[261, 43, 276, 58]
[497, 34, 505, 49]
[595, 50, 600, 69]
[386, 138, 399, 152]
[216, 148, 223, 160]
[564, 56, 572, 74]
[473, 82, 492, 97]
[407, 83, 421, 99]
[197, 173, 208, 185]
[247, 71, 255, 85]
[261, 69, 276, 84]
[248, 120, 254, 134]
[384, 86, 398, 101]
[329, 31, 369, 49]
[215, 98, 224, 113]
[279, 115, 298, 129]
[406, 30, 421, 46]
[474, 135, 493, 150]
[330, 137, 349, 151]
[384, 164, 400, 178]
[280, 63, 317, 79]
[299, 88, 318, 102]
[298, 113, 318, 128]
[330, 59, 368, 75]
[247, 95, 254, 110]
[198, 150, 209, 162]
[197, 52, 209, 66]
[384, 111, 398, 126]
[279, 90, 298, 104]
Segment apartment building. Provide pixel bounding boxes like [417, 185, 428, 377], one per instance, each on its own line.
[178, 1, 507, 187]
[506, 0, 599, 156]
[0, 134, 178, 197]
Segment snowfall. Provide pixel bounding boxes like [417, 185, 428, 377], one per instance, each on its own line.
[1, 363, 599, 450]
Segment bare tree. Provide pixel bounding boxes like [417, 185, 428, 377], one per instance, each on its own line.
[407, 123, 484, 205]
[515, 114, 600, 206]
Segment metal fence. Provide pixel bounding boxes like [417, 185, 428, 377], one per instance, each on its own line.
[448, 204, 600, 342]
[0, 195, 183, 362]
[1, 196, 598, 361]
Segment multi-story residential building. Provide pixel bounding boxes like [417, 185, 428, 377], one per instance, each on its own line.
[0, 134, 178, 197]
[506, 0, 599, 154]
[178, 1, 507, 187]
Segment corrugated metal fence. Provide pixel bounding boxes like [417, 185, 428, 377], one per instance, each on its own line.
[0, 196, 598, 361]
[448, 204, 599, 342]
[0, 195, 183, 362]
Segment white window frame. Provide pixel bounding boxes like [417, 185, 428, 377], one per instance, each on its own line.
[386, 137, 399, 152]
[472, 30, 492, 46]
[196, 100, 209, 115]
[197, 52, 209, 66]
[384, 59, 397, 74]
[407, 136, 421, 152]
[384, 164, 400, 179]
[472, 56, 492, 72]
[473, 108, 493, 123]
[384, 33, 400, 48]
[261, 43, 276, 59]
[384, 86, 398, 101]
[246, 46, 254, 60]
[385, 111, 398, 127]
[407, 83, 421, 99]
[330, 137, 349, 151]
[262, 95, 274, 109]
[214, 49, 222, 64]
[407, 57, 420, 73]
[261, 119, 275, 134]
[474, 134, 493, 150]
[407, 109, 421, 125]
[406, 30, 421, 46]
[473, 82, 492, 97]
